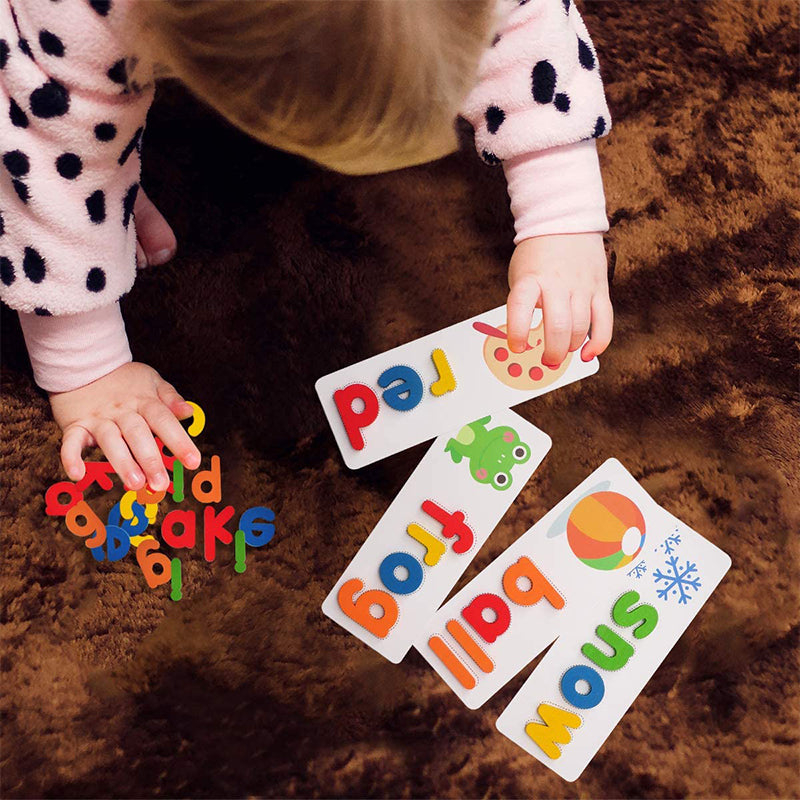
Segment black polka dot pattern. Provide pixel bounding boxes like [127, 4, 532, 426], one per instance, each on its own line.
[86, 190, 106, 223]
[532, 60, 556, 104]
[485, 105, 505, 134]
[18, 38, 33, 59]
[39, 30, 65, 57]
[86, 267, 106, 292]
[491, 34, 501, 47]
[3, 150, 30, 176]
[118, 127, 142, 166]
[30, 79, 70, 118]
[89, 0, 112, 15]
[562, 0, 570, 13]
[0, 211, 4, 236]
[12, 179, 29, 203]
[94, 122, 116, 141]
[23, 247, 46, 283]
[0, 256, 14, 286]
[554, 92, 570, 112]
[56, 152, 82, 179]
[122, 183, 138, 228]
[578, 38, 595, 70]
[0, 39, 9, 69]
[592, 116, 606, 138]
[107, 58, 127, 85]
[481, 149, 501, 166]
[6, 155, 30, 200]
[9, 98, 29, 127]
[34, 307, 52, 316]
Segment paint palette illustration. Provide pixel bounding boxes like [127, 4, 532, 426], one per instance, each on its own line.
[474, 321, 571, 390]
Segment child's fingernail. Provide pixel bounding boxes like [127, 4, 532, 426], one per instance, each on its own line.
[130, 469, 145, 486]
[150, 248, 174, 266]
[186, 453, 201, 469]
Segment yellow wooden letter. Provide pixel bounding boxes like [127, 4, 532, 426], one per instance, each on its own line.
[430, 349, 457, 396]
[524, 703, 582, 760]
[406, 523, 446, 566]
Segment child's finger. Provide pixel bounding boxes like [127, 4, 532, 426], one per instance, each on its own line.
[156, 381, 193, 419]
[61, 425, 93, 481]
[92, 419, 146, 489]
[115, 412, 170, 491]
[541, 287, 572, 367]
[141, 399, 202, 470]
[134, 189, 177, 266]
[506, 275, 541, 353]
[569, 294, 592, 352]
[582, 293, 614, 361]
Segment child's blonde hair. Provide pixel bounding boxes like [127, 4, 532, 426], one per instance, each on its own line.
[138, 0, 495, 175]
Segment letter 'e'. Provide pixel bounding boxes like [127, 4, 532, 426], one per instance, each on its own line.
[378, 365, 423, 411]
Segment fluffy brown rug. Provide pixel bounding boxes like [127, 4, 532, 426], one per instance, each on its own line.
[2, 1, 798, 797]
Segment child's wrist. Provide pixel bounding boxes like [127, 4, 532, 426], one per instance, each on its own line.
[18, 304, 132, 393]
[503, 140, 609, 244]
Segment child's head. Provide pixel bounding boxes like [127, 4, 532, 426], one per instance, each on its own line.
[138, 0, 495, 175]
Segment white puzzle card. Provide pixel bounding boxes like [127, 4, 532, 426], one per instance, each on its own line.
[321, 408, 552, 663]
[495, 505, 731, 782]
[413, 459, 731, 711]
[315, 306, 598, 469]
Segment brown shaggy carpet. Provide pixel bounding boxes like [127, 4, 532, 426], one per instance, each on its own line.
[2, 1, 798, 797]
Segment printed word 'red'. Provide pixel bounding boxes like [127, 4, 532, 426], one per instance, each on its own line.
[333, 349, 456, 450]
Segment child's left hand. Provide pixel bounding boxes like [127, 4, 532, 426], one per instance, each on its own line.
[506, 233, 613, 366]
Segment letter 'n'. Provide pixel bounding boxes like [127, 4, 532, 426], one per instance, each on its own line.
[524, 703, 582, 760]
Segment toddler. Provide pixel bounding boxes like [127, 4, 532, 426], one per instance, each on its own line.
[0, 0, 613, 491]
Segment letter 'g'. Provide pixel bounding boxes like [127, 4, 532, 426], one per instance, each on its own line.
[333, 384, 379, 451]
[338, 578, 399, 638]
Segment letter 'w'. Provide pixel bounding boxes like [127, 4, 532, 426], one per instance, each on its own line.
[524, 703, 582, 760]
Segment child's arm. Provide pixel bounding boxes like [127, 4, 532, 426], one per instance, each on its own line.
[1, 0, 199, 487]
[461, 0, 613, 363]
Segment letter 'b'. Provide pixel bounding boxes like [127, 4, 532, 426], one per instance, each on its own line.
[462, 593, 511, 644]
[338, 578, 398, 638]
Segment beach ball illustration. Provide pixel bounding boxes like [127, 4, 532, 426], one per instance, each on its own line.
[566, 491, 645, 570]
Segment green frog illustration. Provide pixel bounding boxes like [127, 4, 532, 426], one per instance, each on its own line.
[445, 415, 531, 490]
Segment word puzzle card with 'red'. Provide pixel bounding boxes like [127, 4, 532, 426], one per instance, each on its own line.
[322, 408, 552, 663]
[414, 460, 731, 716]
[315, 306, 598, 469]
[496, 503, 730, 781]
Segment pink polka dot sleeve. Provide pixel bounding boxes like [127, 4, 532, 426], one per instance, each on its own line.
[463, 0, 612, 240]
[1, 0, 151, 389]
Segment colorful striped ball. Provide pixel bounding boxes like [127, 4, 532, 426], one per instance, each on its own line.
[566, 491, 646, 571]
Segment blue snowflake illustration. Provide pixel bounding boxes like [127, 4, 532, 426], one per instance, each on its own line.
[659, 533, 682, 555]
[653, 556, 701, 604]
[627, 561, 647, 579]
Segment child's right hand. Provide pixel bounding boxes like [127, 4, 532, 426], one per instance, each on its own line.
[49, 362, 202, 491]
